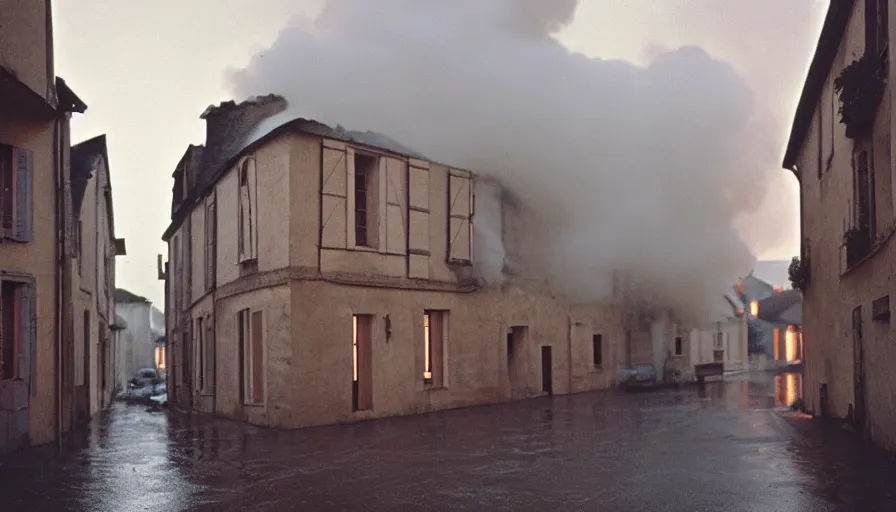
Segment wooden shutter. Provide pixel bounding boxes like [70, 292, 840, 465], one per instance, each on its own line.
[321, 140, 348, 249]
[238, 310, 246, 403]
[250, 310, 264, 404]
[408, 159, 430, 278]
[205, 196, 216, 290]
[448, 170, 472, 263]
[205, 316, 215, 394]
[385, 158, 407, 255]
[12, 148, 33, 242]
[18, 281, 36, 394]
[344, 147, 358, 248]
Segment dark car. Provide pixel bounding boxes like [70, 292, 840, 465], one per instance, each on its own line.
[617, 363, 659, 390]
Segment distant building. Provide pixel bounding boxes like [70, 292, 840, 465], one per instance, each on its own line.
[71, 135, 127, 422]
[736, 260, 802, 364]
[114, 289, 165, 391]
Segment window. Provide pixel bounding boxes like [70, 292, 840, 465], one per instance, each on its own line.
[0, 144, 34, 242]
[855, 149, 874, 234]
[75, 221, 83, 276]
[238, 309, 264, 404]
[0, 279, 35, 386]
[353, 153, 379, 248]
[205, 196, 217, 290]
[423, 311, 447, 387]
[674, 336, 683, 356]
[352, 314, 374, 411]
[237, 159, 257, 262]
[195, 317, 204, 392]
[592, 334, 603, 366]
[0, 281, 18, 380]
[172, 236, 181, 315]
[155, 345, 166, 370]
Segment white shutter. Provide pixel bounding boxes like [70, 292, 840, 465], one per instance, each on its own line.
[321, 141, 348, 249]
[448, 170, 472, 263]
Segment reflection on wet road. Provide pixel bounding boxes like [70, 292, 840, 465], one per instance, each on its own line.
[2, 371, 896, 511]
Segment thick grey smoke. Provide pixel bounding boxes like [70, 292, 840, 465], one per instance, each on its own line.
[229, 0, 771, 322]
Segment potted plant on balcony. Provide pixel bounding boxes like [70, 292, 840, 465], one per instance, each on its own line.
[788, 255, 809, 292]
[834, 53, 887, 139]
[844, 224, 872, 267]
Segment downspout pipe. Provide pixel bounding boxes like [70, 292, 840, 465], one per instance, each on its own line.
[54, 116, 62, 450]
[567, 315, 573, 395]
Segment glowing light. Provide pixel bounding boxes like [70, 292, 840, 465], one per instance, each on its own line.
[750, 301, 759, 317]
[155, 346, 166, 370]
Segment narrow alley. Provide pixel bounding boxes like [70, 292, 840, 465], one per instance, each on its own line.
[2, 372, 895, 512]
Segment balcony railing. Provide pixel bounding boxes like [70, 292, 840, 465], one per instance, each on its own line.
[844, 225, 873, 269]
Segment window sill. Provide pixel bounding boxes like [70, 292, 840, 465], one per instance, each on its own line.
[841, 223, 896, 276]
[242, 401, 265, 408]
[424, 384, 447, 391]
[589, 366, 604, 373]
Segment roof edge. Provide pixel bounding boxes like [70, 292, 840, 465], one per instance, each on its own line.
[782, 0, 855, 170]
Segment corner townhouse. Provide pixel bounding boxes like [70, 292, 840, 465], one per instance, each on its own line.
[783, 0, 896, 449]
[0, 0, 86, 452]
[70, 135, 127, 421]
[161, 95, 628, 428]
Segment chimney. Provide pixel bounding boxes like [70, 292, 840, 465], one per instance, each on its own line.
[197, 94, 288, 183]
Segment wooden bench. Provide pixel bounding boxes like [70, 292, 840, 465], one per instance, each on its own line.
[694, 362, 724, 385]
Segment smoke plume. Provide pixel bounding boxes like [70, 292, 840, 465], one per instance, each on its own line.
[229, 0, 777, 323]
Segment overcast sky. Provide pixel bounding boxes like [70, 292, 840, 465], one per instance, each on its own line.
[52, 0, 828, 307]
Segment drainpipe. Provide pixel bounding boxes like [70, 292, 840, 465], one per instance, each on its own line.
[567, 315, 573, 394]
[53, 117, 62, 450]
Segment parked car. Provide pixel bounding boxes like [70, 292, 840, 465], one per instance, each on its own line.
[127, 368, 166, 401]
[617, 363, 659, 390]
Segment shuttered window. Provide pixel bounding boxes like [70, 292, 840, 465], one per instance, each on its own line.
[0, 278, 36, 393]
[0, 145, 33, 242]
[205, 195, 216, 290]
[238, 309, 265, 405]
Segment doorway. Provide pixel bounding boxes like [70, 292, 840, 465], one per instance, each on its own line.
[852, 306, 867, 434]
[541, 346, 553, 396]
[352, 315, 373, 412]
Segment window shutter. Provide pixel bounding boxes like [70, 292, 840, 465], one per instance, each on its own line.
[448, 171, 472, 263]
[13, 148, 33, 242]
[18, 281, 36, 394]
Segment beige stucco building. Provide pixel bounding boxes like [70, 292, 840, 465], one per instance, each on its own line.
[0, 1, 123, 454]
[70, 135, 127, 421]
[162, 96, 628, 428]
[0, 0, 85, 453]
[783, 0, 896, 449]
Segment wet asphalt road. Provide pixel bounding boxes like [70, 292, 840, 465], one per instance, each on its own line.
[2, 372, 896, 512]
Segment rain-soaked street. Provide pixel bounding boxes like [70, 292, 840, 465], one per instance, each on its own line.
[3, 372, 896, 512]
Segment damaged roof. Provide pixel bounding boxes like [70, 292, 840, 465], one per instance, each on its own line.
[71, 134, 107, 215]
[115, 288, 150, 304]
[755, 289, 803, 326]
[782, 0, 855, 170]
[162, 107, 456, 241]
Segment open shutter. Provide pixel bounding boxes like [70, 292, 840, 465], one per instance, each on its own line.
[408, 159, 430, 278]
[321, 140, 348, 249]
[345, 147, 357, 248]
[13, 148, 33, 242]
[205, 196, 216, 290]
[384, 157, 406, 254]
[18, 281, 36, 394]
[447, 170, 472, 263]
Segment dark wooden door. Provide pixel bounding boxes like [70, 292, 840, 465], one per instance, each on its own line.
[852, 306, 867, 434]
[541, 346, 553, 396]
